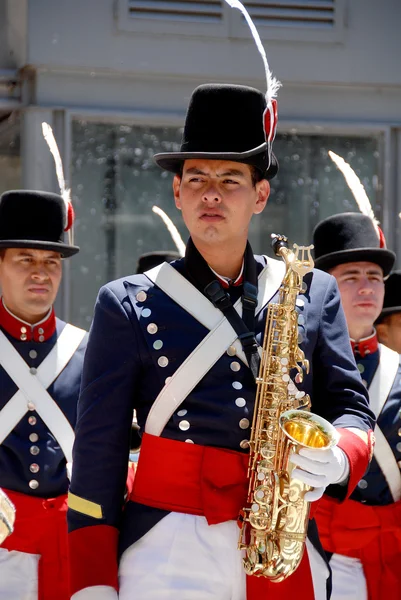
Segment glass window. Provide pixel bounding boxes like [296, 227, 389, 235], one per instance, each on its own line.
[0, 113, 21, 194]
[71, 120, 379, 328]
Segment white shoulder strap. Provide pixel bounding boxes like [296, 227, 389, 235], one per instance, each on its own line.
[144, 257, 285, 436]
[369, 344, 401, 502]
[0, 324, 86, 463]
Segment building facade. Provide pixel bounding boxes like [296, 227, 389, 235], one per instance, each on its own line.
[1, 0, 400, 328]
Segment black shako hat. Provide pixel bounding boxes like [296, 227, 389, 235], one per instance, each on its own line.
[313, 212, 395, 277]
[376, 270, 401, 323]
[0, 190, 79, 258]
[154, 84, 278, 180]
[136, 250, 181, 274]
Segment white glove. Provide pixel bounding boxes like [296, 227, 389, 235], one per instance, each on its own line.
[289, 445, 350, 502]
[71, 586, 118, 600]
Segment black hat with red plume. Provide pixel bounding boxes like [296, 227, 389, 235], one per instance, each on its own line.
[0, 190, 79, 257]
[313, 212, 395, 277]
[154, 1, 280, 180]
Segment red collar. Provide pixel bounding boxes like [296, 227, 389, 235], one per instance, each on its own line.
[0, 299, 56, 342]
[350, 330, 379, 358]
[210, 262, 244, 289]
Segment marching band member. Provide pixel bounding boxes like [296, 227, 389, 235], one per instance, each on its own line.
[376, 270, 401, 353]
[313, 213, 401, 600]
[0, 190, 87, 600]
[68, 81, 375, 600]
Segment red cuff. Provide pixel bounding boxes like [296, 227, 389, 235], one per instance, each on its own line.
[69, 525, 119, 595]
[337, 428, 373, 500]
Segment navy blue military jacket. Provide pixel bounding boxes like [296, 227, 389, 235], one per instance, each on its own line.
[0, 318, 87, 498]
[351, 345, 401, 506]
[68, 255, 375, 565]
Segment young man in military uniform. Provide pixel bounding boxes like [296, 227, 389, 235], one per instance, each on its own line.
[376, 270, 401, 353]
[68, 84, 375, 600]
[0, 190, 87, 600]
[313, 213, 400, 600]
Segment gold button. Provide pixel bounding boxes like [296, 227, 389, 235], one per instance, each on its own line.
[28, 416, 37, 425]
[29, 433, 39, 443]
[30, 463, 40, 474]
[27, 402, 36, 411]
[20, 334, 27, 341]
[227, 346, 236, 356]
[38, 328, 44, 335]
[20, 327, 27, 333]
[30, 445, 40, 456]
[230, 361, 241, 372]
[39, 335, 45, 342]
[136, 291, 147, 303]
[158, 356, 168, 367]
[240, 439, 249, 449]
[29, 480, 39, 490]
[239, 418, 250, 429]
[29, 367, 37, 375]
[147, 323, 158, 334]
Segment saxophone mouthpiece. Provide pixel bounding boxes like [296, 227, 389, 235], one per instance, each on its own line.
[271, 233, 289, 256]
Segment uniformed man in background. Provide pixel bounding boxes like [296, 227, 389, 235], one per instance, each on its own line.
[313, 212, 401, 600]
[0, 190, 87, 600]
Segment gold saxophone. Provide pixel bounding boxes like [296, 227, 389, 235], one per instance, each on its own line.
[238, 234, 338, 582]
[0, 488, 15, 545]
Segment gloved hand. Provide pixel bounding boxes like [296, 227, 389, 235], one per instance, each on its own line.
[289, 445, 350, 502]
[72, 586, 118, 600]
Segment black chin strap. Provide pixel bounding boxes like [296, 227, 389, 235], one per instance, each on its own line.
[185, 238, 260, 380]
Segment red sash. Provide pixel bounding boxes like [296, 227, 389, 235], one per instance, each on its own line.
[2, 488, 70, 600]
[130, 433, 316, 599]
[315, 495, 401, 600]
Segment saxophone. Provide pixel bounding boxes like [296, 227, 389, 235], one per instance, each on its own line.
[0, 488, 15, 545]
[238, 234, 338, 582]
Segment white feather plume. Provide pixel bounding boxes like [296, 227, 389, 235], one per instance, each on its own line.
[224, 0, 281, 100]
[42, 122, 74, 244]
[328, 150, 380, 237]
[152, 206, 186, 257]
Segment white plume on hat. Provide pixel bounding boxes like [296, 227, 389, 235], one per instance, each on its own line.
[42, 122, 74, 245]
[224, 1, 281, 103]
[328, 150, 382, 243]
[152, 206, 185, 257]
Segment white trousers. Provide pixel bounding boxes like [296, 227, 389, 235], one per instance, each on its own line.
[0, 547, 39, 599]
[119, 512, 329, 600]
[330, 554, 368, 600]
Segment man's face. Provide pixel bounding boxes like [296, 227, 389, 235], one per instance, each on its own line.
[377, 313, 401, 354]
[173, 159, 270, 246]
[0, 248, 62, 323]
[330, 261, 385, 333]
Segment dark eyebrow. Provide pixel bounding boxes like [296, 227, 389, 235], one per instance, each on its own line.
[340, 268, 382, 276]
[184, 167, 246, 178]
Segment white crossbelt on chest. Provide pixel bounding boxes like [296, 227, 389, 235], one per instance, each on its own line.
[0, 324, 86, 463]
[368, 344, 401, 502]
[143, 257, 285, 436]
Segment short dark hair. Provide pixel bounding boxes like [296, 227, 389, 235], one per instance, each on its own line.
[177, 163, 264, 188]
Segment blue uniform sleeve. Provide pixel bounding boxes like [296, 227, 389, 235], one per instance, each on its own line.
[311, 274, 375, 500]
[312, 275, 375, 431]
[67, 284, 142, 594]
